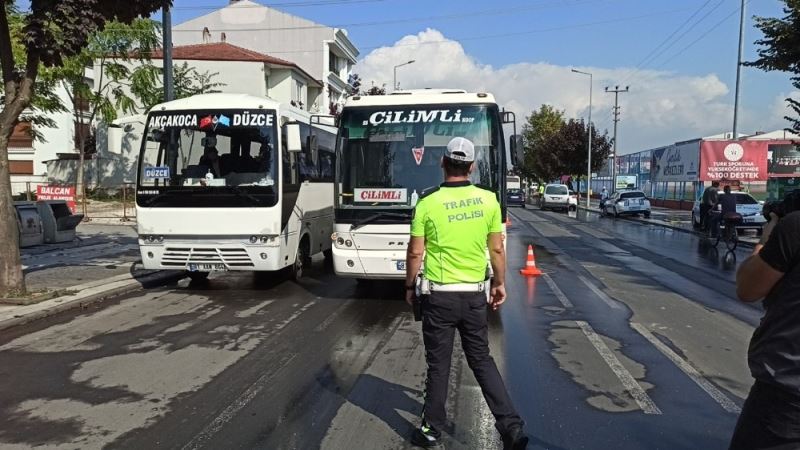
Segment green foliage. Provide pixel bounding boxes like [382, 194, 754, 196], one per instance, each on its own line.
[520, 105, 565, 180]
[519, 104, 612, 182]
[0, 7, 67, 142]
[748, 0, 800, 132]
[130, 62, 226, 111]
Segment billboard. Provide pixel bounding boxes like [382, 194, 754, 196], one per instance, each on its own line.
[616, 175, 637, 190]
[651, 143, 700, 182]
[699, 140, 768, 181]
[768, 142, 800, 177]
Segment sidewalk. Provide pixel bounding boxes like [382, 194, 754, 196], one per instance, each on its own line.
[1, 223, 182, 330]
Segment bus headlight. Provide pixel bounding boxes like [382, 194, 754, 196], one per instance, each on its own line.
[345, 240, 353, 247]
[249, 235, 258, 243]
[260, 236, 269, 243]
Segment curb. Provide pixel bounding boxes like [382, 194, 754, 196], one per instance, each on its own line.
[576, 205, 756, 248]
[0, 270, 185, 332]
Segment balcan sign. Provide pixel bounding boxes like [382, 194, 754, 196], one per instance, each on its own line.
[36, 185, 77, 213]
[699, 140, 768, 181]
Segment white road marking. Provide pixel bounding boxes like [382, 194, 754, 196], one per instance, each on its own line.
[576, 321, 662, 415]
[542, 274, 573, 308]
[631, 322, 741, 414]
[578, 275, 622, 309]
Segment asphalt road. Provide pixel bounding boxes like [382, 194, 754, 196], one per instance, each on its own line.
[0, 208, 762, 449]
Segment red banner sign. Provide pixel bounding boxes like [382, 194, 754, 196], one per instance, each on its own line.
[699, 140, 768, 181]
[36, 185, 77, 213]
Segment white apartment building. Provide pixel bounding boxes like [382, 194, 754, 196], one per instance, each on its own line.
[8, 71, 92, 194]
[172, 0, 358, 114]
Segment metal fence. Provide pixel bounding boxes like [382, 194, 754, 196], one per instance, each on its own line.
[10, 181, 137, 223]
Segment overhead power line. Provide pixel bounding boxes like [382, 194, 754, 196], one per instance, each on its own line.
[168, 0, 612, 33]
[620, 0, 725, 84]
[173, 0, 389, 10]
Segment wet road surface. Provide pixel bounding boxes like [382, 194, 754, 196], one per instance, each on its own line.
[0, 208, 761, 449]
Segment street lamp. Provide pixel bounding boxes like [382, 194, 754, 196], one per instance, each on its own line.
[572, 68, 593, 209]
[393, 60, 415, 92]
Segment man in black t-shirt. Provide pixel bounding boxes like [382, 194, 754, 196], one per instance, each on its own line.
[730, 210, 800, 449]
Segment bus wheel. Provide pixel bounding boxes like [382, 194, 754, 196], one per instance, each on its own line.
[187, 272, 209, 282]
[292, 239, 311, 280]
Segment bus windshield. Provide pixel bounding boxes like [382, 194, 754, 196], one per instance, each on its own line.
[336, 105, 501, 209]
[136, 109, 279, 208]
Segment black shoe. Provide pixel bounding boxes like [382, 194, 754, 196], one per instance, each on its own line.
[411, 422, 442, 448]
[502, 425, 529, 450]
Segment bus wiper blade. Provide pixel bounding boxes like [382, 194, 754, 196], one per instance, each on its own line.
[350, 212, 410, 231]
[141, 191, 176, 206]
[226, 186, 262, 206]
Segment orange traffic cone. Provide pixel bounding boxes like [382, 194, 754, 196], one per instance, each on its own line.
[520, 244, 542, 276]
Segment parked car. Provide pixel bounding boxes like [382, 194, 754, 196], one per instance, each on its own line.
[691, 191, 766, 230]
[540, 184, 570, 211]
[568, 190, 578, 210]
[603, 190, 651, 218]
[506, 188, 526, 208]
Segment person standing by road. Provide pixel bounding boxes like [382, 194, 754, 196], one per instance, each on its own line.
[600, 186, 609, 209]
[405, 137, 527, 450]
[700, 180, 721, 231]
[730, 201, 800, 449]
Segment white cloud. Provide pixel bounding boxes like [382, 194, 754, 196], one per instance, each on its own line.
[355, 29, 744, 153]
[767, 90, 800, 130]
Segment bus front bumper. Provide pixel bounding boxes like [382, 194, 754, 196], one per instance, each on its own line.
[332, 247, 407, 280]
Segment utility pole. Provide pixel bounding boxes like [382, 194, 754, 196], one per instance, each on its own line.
[605, 85, 629, 194]
[732, 0, 746, 140]
[162, 0, 174, 102]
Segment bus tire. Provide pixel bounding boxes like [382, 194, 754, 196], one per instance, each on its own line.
[292, 237, 311, 280]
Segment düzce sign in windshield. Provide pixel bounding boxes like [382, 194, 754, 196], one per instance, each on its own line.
[699, 141, 768, 181]
[149, 112, 274, 129]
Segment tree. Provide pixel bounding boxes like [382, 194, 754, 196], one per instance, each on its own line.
[520, 105, 565, 181]
[130, 61, 225, 111]
[529, 118, 612, 183]
[0, 0, 166, 297]
[56, 18, 162, 210]
[747, 1, 800, 132]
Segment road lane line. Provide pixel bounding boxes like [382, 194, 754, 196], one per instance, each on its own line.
[542, 274, 573, 308]
[576, 321, 662, 415]
[631, 322, 742, 414]
[578, 275, 622, 309]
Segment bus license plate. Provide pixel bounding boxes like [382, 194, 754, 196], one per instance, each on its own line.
[188, 263, 227, 272]
[395, 260, 406, 271]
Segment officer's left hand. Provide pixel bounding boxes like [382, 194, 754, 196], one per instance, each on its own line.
[405, 289, 415, 306]
[490, 284, 506, 310]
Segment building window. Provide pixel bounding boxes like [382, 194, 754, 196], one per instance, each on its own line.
[9, 122, 33, 148]
[9, 160, 34, 175]
[329, 51, 337, 73]
[74, 121, 92, 150]
[293, 79, 305, 108]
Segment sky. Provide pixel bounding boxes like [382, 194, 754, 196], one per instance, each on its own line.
[17, 0, 794, 153]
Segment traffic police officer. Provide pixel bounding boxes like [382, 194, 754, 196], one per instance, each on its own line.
[405, 137, 527, 449]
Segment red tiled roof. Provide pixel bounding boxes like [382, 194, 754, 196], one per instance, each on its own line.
[150, 42, 320, 86]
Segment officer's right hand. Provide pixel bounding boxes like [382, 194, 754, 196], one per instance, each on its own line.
[490, 283, 506, 310]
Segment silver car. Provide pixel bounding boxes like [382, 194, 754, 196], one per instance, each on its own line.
[540, 184, 570, 211]
[603, 190, 652, 218]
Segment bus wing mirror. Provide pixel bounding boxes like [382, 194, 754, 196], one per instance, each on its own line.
[502, 111, 515, 125]
[285, 123, 302, 152]
[510, 135, 524, 167]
